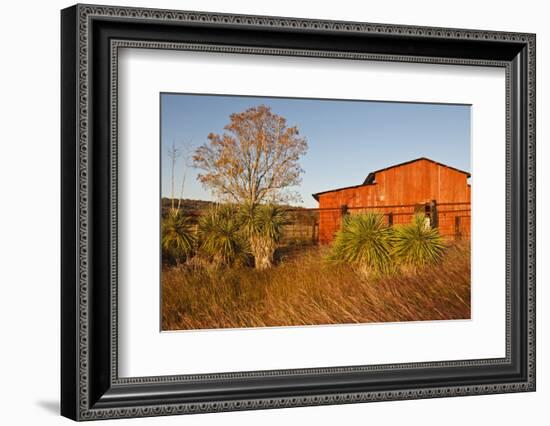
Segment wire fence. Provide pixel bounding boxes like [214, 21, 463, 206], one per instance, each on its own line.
[284, 201, 470, 244]
[162, 199, 470, 246]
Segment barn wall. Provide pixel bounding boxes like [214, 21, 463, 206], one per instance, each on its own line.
[317, 159, 471, 243]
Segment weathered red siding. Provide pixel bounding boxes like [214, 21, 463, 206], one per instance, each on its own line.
[315, 158, 471, 243]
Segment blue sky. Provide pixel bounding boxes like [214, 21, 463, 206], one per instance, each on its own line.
[161, 93, 470, 208]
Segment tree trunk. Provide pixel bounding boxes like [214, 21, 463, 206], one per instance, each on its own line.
[250, 235, 275, 270]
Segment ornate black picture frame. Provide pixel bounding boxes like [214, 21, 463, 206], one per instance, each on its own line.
[61, 4, 536, 421]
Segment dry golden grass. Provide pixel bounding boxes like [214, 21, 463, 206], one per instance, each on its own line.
[162, 241, 470, 330]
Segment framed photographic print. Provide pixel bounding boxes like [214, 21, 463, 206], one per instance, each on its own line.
[61, 4, 536, 421]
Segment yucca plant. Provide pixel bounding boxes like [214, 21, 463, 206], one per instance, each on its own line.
[197, 204, 248, 267]
[238, 203, 287, 270]
[392, 213, 445, 268]
[161, 209, 195, 265]
[329, 212, 394, 276]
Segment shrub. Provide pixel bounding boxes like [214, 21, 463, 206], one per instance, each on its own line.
[197, 204, 248, 267]
[392, 213, 445, 267]
[238, 203, 287, 269]
[329, 212, 394, 275]
[161, 209, 195, 264]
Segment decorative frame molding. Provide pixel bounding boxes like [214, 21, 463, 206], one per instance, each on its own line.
[61, 4, 536, 421]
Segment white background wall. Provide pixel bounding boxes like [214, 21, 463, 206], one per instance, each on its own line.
[0, 0, 546, 424]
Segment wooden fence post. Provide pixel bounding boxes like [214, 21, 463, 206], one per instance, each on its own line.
[430, 200, 438, 228]
[455, 216, 461, 240]
[388, 212, 393, 226]
[337, 205, 349, 239]
[311, 217, 317, 244]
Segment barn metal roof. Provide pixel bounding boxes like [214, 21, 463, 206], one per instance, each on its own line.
[311, 157, 471, 201]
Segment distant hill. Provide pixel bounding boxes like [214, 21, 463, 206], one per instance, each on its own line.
[161, 198, 316, 224]
[161, 198, 215, 217]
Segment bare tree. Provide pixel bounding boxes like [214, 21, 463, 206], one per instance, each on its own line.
[166, 140, 180, 212]
[166, 140, 193, 215]
[193, 105, 308, 206]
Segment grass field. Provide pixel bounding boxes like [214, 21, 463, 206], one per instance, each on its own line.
[161, 241, 470, 331]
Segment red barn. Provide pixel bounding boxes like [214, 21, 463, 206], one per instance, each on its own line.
[312, 158, 471, 244]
